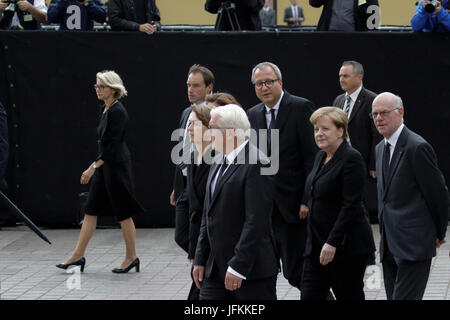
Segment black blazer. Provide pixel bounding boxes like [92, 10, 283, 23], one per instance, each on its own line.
[96, 101, 131, 163]
[172, 106, 192, 204]
[376, 126, 449, 262]
[309, 0, 379, 31]
[303, 141, 375, 260]
[194, 143, 279, 281]
[333, 87, 382, 171]
[186, 148, 214, 259]
[107, 0, 161, 31]
[247, 91, 318, 224]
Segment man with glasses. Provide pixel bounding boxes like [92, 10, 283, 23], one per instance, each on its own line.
[333, 61, 382, 223]
[246, 62, 317, 294]
[372, 92, 448, 300]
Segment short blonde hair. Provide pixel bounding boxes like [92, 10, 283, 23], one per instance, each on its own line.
[96, 70, 128, 99]
[310, 107, 348, 140]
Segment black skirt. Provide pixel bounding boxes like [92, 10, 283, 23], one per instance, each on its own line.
[84, 160, 144, 222]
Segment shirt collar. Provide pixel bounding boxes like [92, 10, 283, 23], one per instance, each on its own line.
[224, 140, 248, 164]
[386, 123, 404, 148]
[265, 91, 284, 113]
[346, 84, 363, 101]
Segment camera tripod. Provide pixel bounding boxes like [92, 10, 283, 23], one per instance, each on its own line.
[215, 1, 241, 31]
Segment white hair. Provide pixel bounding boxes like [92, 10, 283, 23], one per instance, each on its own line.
[374, 92, 404, 109]
[210, 104, 251, 140]
[96, 70, 128, 99]
[251, 62, 283, 83]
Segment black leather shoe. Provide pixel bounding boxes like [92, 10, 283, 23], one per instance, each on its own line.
[112, 258, 140, 273]
[56, 257, 86, 272]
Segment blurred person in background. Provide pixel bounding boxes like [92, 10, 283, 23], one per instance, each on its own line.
[284, 0, 305, 27]
[107, 0, 160, 35]
[0, 0, 47, 29]
[260, 0, 276, 27]
[47, 0, 106, 31]
[411, 0, 450, 32]
[309, 0, 379, 31]
[205, 0, 264, 30]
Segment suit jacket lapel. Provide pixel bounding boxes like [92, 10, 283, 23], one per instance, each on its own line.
[349, 89, 366, 123]
[275, 91, 293, 130]
[207, 144, 248, 214]
[312, 141, 347, 183]
[258, 104, 267, 129]
[205, 155, 222, 210]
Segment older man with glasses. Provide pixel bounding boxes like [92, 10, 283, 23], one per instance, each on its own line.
[372, 92, 449, 300]
[246, 62, 318, 296]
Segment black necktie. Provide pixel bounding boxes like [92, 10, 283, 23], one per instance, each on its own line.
[382, 142, 391, 189]
[217, 156, 229, 181]
[268, 109, 276, 156]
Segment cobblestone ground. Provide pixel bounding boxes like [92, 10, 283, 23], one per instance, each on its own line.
[0, 225, 449, 300]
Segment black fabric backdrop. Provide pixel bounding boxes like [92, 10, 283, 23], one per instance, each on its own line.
[0, 31, 449, 227]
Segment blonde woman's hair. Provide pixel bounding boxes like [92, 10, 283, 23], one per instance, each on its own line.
[96, 70, 128, 99]
[310, 106, 349, 140]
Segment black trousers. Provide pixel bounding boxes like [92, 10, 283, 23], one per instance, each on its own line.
[174, 199, 189, 253]
[382, 236, 431, 300]
[301, 255, 368, 300]
[272, 206, 306, 289]
[199, 274, 277, 300]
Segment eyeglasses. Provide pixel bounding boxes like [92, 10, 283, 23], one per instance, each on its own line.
[253, 79, 280, 89]
[369, 107, 400, 119]
[94, 84, 107, 90]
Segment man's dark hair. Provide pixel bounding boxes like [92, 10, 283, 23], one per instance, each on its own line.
[342, 60, 364, 76]
[188, 64, 215, 87]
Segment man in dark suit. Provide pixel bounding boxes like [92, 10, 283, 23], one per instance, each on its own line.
[205, 0, 264, 30]
[170, 65, 214, 253]
[193, 104, 278, 300]
[309, 0, 379, 31]
[333, 61, 382, 220]
[259, 0, 276, 27]
[247, 62, 317, 292]
[372, 92, 449, 300]
[284, 0, 305, 26]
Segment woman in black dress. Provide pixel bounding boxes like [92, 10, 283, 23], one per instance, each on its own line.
[57, 70, 143, 273]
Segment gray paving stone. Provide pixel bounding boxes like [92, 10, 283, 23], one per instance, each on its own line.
[0, 225, 449, 300]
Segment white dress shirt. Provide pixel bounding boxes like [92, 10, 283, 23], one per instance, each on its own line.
[345, 84, 363, 118]
[264, 91, 284, 129]
[385, 123, 404, 162]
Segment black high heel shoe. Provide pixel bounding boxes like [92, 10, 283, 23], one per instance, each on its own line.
[112, 258, 140, 273]
[56, 257, 86, 272]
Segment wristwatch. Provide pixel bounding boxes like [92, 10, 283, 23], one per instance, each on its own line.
[92, 163, 98, 169]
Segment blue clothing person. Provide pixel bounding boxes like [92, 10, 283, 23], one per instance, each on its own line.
[411, 0, 450, 32]
[47, 0, 106, 31]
